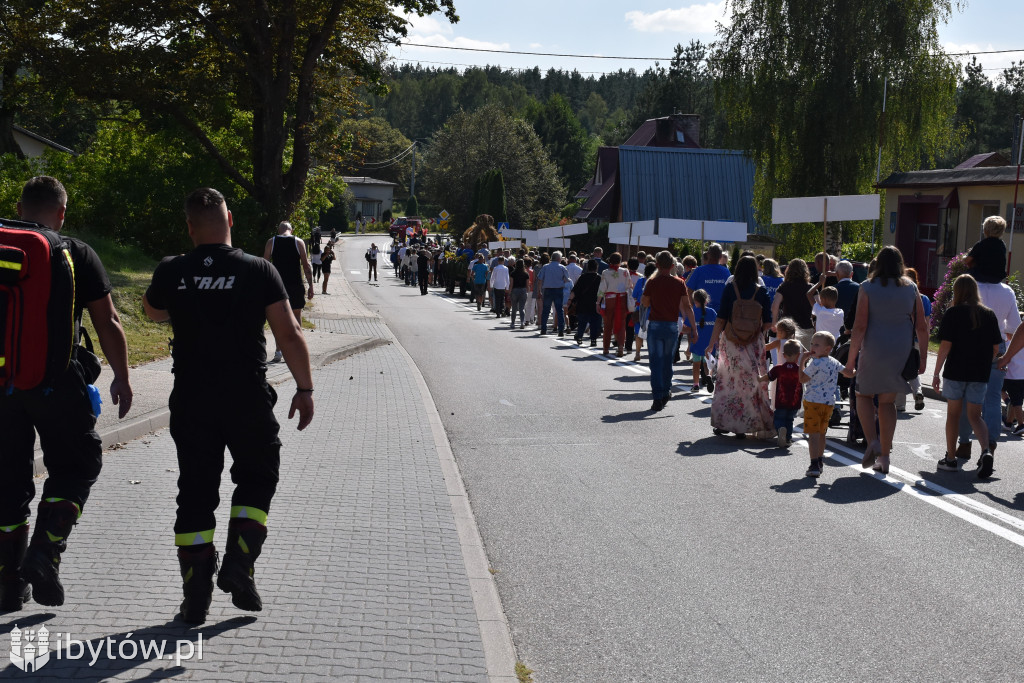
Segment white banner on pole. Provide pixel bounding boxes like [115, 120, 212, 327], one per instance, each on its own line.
[503, 229, 524, 238]
[542, 238, 571, 249]
[608, 220, 656, 243]
[521, 230, 544, 245]
[635, 235, 670, 249]
[487, 241, 505, 250]
[772, 194, 880, 224]
[703, 221, 748, 242]
[536, 223, 588, 240]
[500, 240, 521, 249]
[657, 219, 704, 240]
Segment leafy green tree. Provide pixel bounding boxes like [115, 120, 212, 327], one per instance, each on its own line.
[337, 118, 412, 189]
[714, 0, 964, 258]
[406, 194, 419, 216]
[530, 94, 595, 198]
[45, 0, 456, 233]
[477, 168, 508, 224]
[421, 103, 564, 231]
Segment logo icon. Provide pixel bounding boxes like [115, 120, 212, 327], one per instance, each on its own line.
[10, 625, 51, 672]
[202, 256, 214, 267]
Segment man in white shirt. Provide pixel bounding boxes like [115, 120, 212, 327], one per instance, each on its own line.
[489, 256, 511, 318]
[955, 280, 1020, 465]
[566, 254, 583, 285]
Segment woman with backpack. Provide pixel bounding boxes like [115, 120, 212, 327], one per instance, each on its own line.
[707, 255, 774, 438]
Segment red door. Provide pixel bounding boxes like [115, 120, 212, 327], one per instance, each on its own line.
[914, 223, 938, 289]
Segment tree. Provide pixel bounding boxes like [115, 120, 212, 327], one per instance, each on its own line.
[476, 168, 508, 224]
[714, 0, 964, 253]
[530, 94, 595, 198]
[421, 103, 564, 231]
[337, 117, 412, 189]
[44, 0, 457, 233]
[405, 194, 419, 216]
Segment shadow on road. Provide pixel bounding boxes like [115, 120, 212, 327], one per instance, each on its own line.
[770, 473, 901, 504]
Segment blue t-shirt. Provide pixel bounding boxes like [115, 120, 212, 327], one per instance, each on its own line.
[472, 263, 489, 284]
[682, 306, 718, 357]
[685, 265, 731, 311]
[762, 275, 784, 303]
[921, 293, 932, 318]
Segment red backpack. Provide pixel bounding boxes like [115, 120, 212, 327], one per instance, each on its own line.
[0, 218, 78, 391]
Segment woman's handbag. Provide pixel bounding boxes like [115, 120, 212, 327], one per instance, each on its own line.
[901, 290, 920, 381]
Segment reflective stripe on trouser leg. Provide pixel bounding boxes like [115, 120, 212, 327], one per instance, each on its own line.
[230, 506, 268, 526]
[175, 529, 215, 547]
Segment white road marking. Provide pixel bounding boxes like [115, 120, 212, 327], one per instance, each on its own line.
[802, 439, 1024, 547]
[499, 399, 516, 407]
[350, 270, 361, 275]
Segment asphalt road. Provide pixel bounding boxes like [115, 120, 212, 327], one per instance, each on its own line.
[339, 236, 1024, 682]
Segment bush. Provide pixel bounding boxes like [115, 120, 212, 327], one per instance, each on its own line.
[406, 194, 419, 216]
[841, 241, 877, 263]
[930, 252, 969, 332]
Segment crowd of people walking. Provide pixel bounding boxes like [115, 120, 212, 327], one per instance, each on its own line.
[381, 221, 1021, 481]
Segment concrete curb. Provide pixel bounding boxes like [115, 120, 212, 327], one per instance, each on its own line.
[32, 336, 388, 477]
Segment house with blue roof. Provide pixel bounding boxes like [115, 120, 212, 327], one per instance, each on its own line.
[575, 114, 759, 237]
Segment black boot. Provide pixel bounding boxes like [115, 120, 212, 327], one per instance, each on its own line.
[22, 500, 79, 607]
[217, 519, 267, 612]
[177, 544, 219, 624]
[0, 525, 31, 612]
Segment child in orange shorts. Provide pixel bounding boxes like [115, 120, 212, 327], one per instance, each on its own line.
[799, 332, 845, 478]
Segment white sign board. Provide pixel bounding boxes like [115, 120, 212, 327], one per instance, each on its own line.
[608, 221, 656, 243]
[488, 241, 505, 250]
[537, 223, 589, 239]
[540, 238, 571, 249]
[503, 229, 524, 238]
[657, 219, 705, 240]
[772, 194, 880, 224]
[500, 240, 521, 249]
[635, 235, 670, 249]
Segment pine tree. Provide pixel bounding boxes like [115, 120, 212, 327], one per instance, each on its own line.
[406, 194, 419, 216]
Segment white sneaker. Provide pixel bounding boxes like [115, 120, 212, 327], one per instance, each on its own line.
[272, 350, 283, 363]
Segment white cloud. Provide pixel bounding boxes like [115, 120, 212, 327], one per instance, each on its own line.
[625, 2, 728, 34]
[529, 43, 543, 49]
[943, 41, 1023, 81]
[403, 32, 510, 52]
[399, 10, 453, 37]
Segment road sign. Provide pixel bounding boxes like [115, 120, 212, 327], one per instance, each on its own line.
[497, 222, 509, 233]
[439, 210, 450, 220]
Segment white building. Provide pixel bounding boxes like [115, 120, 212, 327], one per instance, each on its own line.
[342, 176, 398, 221]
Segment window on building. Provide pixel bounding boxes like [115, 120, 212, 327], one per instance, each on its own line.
[916, 223, 938, 241]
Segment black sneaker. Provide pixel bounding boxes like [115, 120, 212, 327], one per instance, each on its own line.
[977, 451, 994, 479]
[806, 459, 822, 478]
[914, 393, 925, 411]
[937, 457, 959, 472]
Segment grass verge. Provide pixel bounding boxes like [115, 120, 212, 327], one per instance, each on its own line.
[72, 233, 172, 367]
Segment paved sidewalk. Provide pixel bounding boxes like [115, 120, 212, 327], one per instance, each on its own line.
[5, 243, 515, 682]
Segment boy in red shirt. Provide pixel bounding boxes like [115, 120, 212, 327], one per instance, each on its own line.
[759, 339, 803, 448]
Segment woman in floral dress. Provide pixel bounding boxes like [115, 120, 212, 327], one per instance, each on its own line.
[707, 256, 774, 438]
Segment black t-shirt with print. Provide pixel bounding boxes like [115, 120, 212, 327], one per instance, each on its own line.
[66, 237, 113, 318]
[146, 244, 288, 377]
[937, 304, 1003, 383]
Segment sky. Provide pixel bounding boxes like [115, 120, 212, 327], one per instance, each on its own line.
[388, 1, 1024, 81]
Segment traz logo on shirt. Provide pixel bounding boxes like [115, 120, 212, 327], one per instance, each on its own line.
[203, 256, 214, 267]
[177, 276, 236, 290]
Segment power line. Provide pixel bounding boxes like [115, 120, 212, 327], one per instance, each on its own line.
[397, 41, 1024, 62]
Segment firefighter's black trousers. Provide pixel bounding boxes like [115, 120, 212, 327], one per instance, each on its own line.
[169, 375, 281, 537]
[0, 359, 102, 526]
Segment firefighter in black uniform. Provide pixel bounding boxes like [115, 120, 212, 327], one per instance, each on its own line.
[143, 188, 314, 624]
[0, 176, 133, 613]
